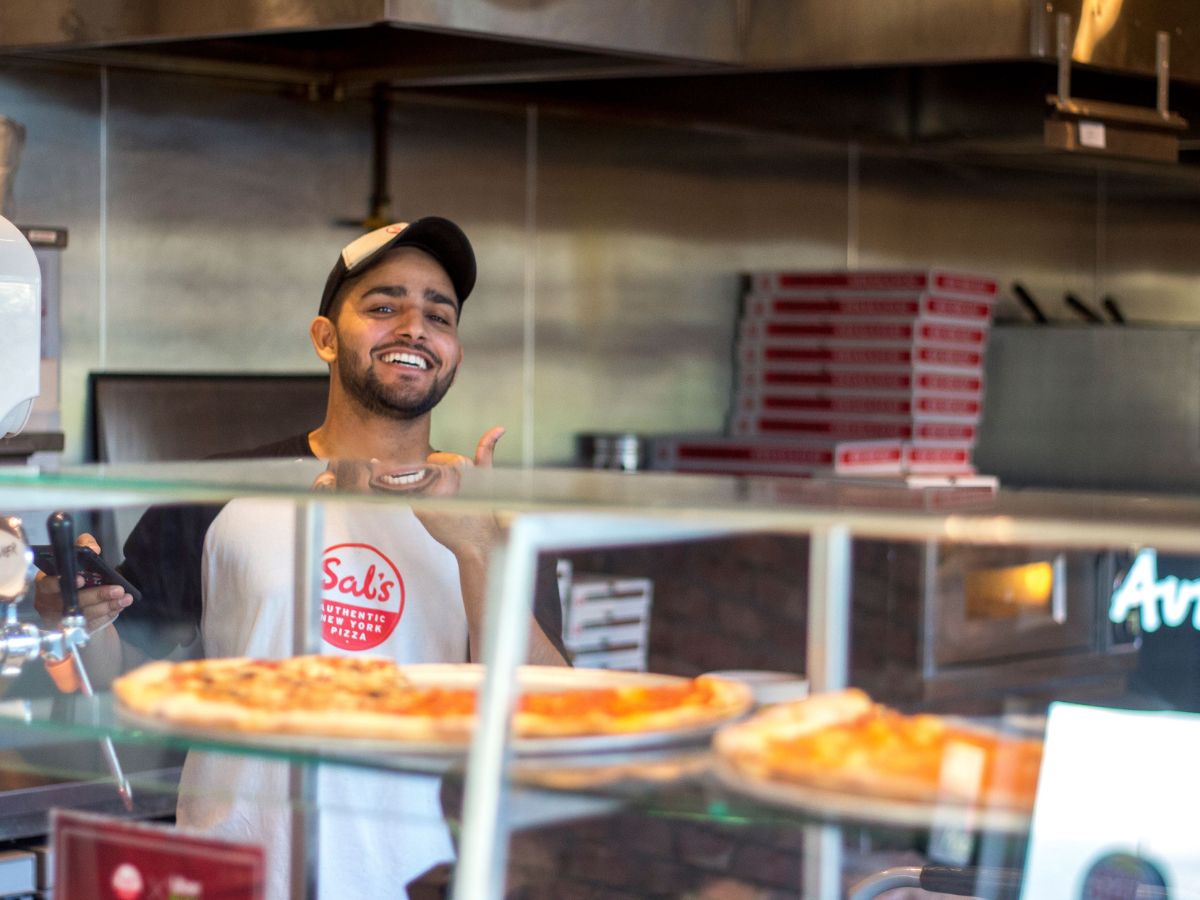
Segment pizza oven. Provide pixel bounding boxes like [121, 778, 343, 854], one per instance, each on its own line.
[851, 540, 1138, 713]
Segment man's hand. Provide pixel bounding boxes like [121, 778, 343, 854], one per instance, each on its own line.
[426, 425, 506, 469]
[33, 533, 133, 635]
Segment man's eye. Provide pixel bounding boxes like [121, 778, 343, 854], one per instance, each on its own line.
[371, 305, 394, 314]
[428, 313, 449, 325]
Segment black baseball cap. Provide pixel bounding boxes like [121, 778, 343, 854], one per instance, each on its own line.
[318, 217, 476, 319]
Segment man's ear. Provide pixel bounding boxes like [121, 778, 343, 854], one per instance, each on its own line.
[309, 316, 337, 364]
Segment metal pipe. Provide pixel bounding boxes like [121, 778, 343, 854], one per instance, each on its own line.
[1056, 14, 1072, 102]
[1156, 31, 1170, 117]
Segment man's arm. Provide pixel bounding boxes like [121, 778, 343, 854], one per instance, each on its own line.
[424, 425, 567, 665]
[455, 545, 566, 666]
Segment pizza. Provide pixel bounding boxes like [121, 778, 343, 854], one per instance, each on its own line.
[113, 655, 752, 743]
[714, 688, 1042, 811]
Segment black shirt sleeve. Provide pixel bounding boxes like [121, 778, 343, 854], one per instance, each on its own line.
[115, 503, 222, 658]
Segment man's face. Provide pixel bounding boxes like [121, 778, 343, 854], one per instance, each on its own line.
[323, 247, 463, 420]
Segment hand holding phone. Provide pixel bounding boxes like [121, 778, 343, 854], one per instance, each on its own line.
[32, 545, 142, 604]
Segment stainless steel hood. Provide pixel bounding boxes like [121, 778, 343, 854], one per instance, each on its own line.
[0, 1, 1197, 171]
[0, 1, 1197, 84]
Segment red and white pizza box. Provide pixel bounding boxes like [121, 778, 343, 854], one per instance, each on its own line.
[735, 391, 982, 420]
[739, 318, 990, 349]
[747, 269, 997, 299]
[740, 342, 985, 372]
[731, 413, 978, 443]
[904, 441, 977, 475]
[738, 366, 985, 395]
[742, 292, 994, 325]
[746, 475, 999, 511]
[650, 436, 907, 476]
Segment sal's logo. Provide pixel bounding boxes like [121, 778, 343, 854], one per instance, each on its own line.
[1110, 549, 1200, 633]
[110, 863, 144, 900]
[320, 543, 406, 650]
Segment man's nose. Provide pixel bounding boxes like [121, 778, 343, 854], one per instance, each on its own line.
[393, 307, 426, 340]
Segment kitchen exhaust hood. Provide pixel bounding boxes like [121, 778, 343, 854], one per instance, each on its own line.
[0, 1, 1197, 169]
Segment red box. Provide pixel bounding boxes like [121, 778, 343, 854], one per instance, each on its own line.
[742, 292, 994, 324]
[731, 413, 978, 443]
[749, 269, 997, 298]
[737, 366, 985, 395]
[736, 391, 982, 419]
[740, 318, 990, 348]
[740, 342, 985, 371]
[650, 436, 907, 477]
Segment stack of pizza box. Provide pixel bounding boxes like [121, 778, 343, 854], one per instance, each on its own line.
[557, 560, 653, 671]
[652, 268, 997, 482]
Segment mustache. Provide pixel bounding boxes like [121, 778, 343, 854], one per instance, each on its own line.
[372, 339, 441, 367]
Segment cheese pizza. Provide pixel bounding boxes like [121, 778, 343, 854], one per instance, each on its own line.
[714, 688, 1043, 811]
[113, 655, 752, 743]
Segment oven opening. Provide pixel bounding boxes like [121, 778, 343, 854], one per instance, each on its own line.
[964, 555, 1067, 624]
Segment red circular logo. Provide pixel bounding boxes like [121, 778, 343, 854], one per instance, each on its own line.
[320, 543, 406, 650]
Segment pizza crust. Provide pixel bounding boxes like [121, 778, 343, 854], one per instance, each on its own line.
[114, 657, 753, 744]
[714, 688, 1042, 811]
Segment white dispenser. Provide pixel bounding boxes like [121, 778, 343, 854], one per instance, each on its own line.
[0, 215, 40, 438]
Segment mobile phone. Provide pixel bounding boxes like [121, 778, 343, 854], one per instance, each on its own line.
[32, 545, 142, 604]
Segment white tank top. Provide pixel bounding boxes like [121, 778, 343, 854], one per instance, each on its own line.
[179, 497, 467, 899]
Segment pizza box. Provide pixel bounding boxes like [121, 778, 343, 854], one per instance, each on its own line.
[731, 414, 979, 443]
[747, 269, 997, 299]
[739, 342, 986, 372]
[742, 292, 994, 324]
[738, 318, 990, 348]
[568, 647, 649, 672]
[564, 621, 650, 654]
[737, 365, 985, 395]
[650, 436, 907, 476]
[735, 392, 982, 419]
[904, 441, 977, 474]
[746, 476, 1000, 511]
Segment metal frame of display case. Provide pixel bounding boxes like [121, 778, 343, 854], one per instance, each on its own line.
[7, 464, 1200, 899]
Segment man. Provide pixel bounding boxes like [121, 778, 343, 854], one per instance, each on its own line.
[37, 217, 565, 897]
[39, 216, 564, 675]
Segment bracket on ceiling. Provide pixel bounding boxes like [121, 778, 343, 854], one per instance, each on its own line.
[1044, 13, 1188, 164]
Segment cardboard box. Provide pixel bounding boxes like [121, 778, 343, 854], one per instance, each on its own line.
[731, 413, 978, 442]
[737, 366, 985, 395]
[736, 391, 982, 420]
[742, 292, 994, 324]
[651, 436, 912, 476]
[748, 269, 997, 298]
[739, 318, 990, 348]
[739, 342, 985, 371]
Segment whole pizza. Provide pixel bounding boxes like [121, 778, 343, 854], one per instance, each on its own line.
[113, 655, 753, 743]
[714, 688, 1043, 811]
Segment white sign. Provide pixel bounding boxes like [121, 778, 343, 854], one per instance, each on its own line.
[1021, 703, 1200, 899]
[1079, 120, 1107, 150]
[1109, 549, 1200, 632]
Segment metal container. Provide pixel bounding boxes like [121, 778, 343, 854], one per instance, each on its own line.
[574, 432, 647, 472]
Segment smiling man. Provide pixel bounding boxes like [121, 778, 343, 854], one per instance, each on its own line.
[37, 219, 566, 898]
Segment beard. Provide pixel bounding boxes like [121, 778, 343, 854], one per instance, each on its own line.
[337, 347, 457, 420]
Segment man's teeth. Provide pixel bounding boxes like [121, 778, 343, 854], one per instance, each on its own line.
[380, 352, 428, 369]
[380, 470, 426, 486]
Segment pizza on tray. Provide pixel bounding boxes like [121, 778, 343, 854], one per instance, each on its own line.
[714, 688, 1043, 811]
[113, 655, 752, 743]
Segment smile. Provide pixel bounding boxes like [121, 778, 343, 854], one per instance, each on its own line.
[377, 469, 427, 486]
[379, 351, 429, 370]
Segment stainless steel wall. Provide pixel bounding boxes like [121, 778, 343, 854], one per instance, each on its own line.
[1, 60, 1198, 471]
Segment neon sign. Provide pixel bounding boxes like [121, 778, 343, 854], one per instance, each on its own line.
[1109, 549, 1200, 632]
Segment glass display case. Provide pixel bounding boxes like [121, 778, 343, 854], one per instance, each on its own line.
[0, 459, 1196, 899]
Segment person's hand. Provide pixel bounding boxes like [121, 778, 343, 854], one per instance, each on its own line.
[417, 426, 506, 558]
[426, 425, 506, 469]
[32, 533, 134, 635]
